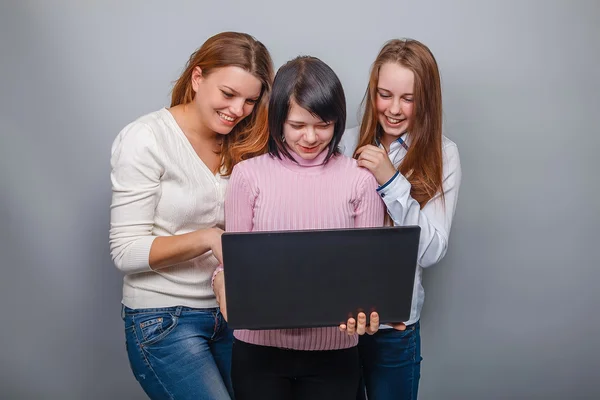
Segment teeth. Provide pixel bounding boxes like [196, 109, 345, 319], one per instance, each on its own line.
[218, 112, 235, 122]
[386, 116, 403, 124]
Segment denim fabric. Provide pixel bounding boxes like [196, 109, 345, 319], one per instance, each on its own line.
[357, 322, 422, 400]
[122, 305, 234, 400]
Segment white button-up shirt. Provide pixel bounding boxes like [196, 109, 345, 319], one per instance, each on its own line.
[340, 126, 462, 325]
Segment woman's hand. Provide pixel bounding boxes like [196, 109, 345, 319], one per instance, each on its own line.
[213, 270, 227, 321]
[209, 228, 224, 265]
[149, 227, 225, 271]
[390, 322, 406, 331]
[339, 311, 380, 335]
[355, 145, 397, 186]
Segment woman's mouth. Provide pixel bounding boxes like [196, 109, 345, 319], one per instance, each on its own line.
[385, 115, 405, 125]
[218, 111, 236, 125]
[298, 145, 320, 153]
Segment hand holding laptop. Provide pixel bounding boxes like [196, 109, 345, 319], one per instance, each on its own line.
[339, 311, 380, 335]
[390, 322, 406, 331]
[220, 227, 421, 331]
[213, 270, 227, 321]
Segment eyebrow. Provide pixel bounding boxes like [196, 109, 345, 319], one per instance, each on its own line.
[377, 87, 413, 96]
[287, 119, 329, 125]
[222, 85, 260, 100]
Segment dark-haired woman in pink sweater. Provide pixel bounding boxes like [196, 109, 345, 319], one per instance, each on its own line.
[212, 56, 385, 400]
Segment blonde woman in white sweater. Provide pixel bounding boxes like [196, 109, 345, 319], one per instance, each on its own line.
[109, 32, 273, 400]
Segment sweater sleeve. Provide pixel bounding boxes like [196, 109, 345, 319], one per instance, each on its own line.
[225, 163, 255, 233]
[354, 172, 386, 228]
[109, 122, 164, 274]
[376, 143, 462, 268]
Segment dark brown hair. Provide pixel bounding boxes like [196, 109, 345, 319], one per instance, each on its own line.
[268, 56, 346, 164]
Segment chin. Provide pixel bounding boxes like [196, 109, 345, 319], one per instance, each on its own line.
[211, 123, 235, 136]
[294, 145, 326, 160]
[383, 128, 405, 137]
[379, 122, 407, 137]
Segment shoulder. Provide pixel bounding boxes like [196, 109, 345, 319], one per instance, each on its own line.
[330, 153, 377, 188]
[111, 109, 171, 153]
[339, 126, 361, 157]
[230, 153, 276, 180]
[111, 111, 174, 165]
[235, 153, 275, 170]
[442, 135, 458, 152]
[127, 108, 172, 135]
[441, 135, 461, 169]
[330, 153, 361, 171]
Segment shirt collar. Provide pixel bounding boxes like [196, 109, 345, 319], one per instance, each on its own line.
[376, 132, 409, 152]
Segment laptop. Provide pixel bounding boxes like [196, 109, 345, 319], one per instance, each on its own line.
[221, 226, 420, 330]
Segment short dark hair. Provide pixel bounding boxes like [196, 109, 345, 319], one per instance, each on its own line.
[268, 56, 346, 163]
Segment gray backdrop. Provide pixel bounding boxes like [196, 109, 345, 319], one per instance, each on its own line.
[1, 0, 598, 399]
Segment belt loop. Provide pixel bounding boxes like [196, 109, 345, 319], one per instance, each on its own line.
[174, 306, 183, 317]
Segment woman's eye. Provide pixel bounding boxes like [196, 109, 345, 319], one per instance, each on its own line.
[290, 124, 303, 130]
[378, 92, 391, 99]
[221, 91, 234, 98]
[403, 97, 414, 103]
[245, 99, 258, 105]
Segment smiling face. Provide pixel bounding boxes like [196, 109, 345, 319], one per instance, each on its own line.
[375, 62, 415, 144]
[283, 99, 335, 160]
[191, 65, 263, 135]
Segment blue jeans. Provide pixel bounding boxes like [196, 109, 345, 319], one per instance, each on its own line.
[357, 322, 422, 400]
[122, 305, 234, 400]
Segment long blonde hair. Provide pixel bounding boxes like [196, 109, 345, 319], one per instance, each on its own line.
[356, 39, 444, 208]
[171, 32, 274, 175]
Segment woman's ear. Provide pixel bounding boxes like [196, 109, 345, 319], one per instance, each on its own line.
[191, 66, 203, 92]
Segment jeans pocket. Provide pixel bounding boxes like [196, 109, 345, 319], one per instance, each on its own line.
[136, 312, 179, 347]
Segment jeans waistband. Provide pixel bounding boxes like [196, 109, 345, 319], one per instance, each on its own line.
[121, 304, 219, 318]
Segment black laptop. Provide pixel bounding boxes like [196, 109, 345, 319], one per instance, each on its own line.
[221, 226, 420, 330]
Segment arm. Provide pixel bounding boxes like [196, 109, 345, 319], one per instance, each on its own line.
[212, 163, 256, 319]
[224, 165, 256, 233]
[340, 171, 385, 335]
[109, 122, 222, 274]
[377, 144, 462, 267]
[354, 173, 386, 228]
[149, 229, 223, 270]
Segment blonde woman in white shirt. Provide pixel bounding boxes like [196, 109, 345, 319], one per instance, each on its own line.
[340, 38, 462, 400]
[109, 32, 273, 400]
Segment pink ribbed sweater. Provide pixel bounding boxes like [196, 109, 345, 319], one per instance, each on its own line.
[224, 148, 384, 351]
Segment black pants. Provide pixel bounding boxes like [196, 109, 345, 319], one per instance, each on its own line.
[231, 340, 360, 400]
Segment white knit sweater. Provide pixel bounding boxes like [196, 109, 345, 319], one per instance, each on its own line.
[109, 108, 227, 309]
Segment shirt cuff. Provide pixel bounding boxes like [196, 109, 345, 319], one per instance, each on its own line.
[116, 236, 156, 274]
[376, 170, 411, 201]
[377, 171, 399, 192]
